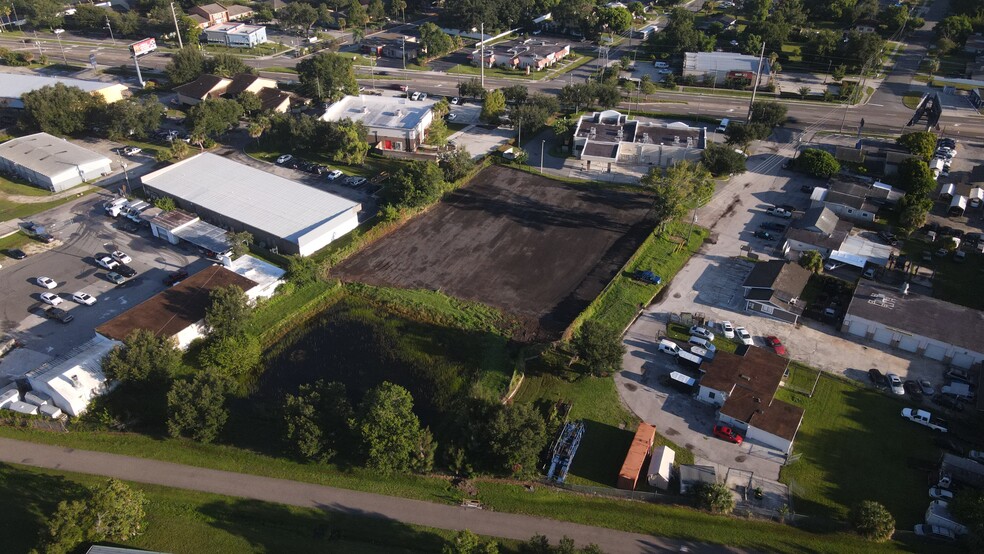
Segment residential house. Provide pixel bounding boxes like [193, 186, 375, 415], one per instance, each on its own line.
[226, 4, 254, 20]
[362, 32, 419, 60]
[173, 74, 232, 105]
[853, 20, 878, 34]
[189, 2, 229, 27]
[696, 346, 805, 454]
[683, 52, 770, 85]
[843, 282, 984, 368]
[809, 176, 902, 223]
[741, 260, 812, 324]
[697, 13, 737, 30]
[965, 35, 984, 55]
[572, 110, 706, 171]
[223, 74, 292, 112]
[322, 95, 435, 153]
[782, 207, 853, 259]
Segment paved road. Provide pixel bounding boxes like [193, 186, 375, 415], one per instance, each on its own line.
[0, 438, 741, 554]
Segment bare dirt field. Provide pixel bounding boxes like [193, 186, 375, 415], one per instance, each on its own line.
[331, 165, 654, 340]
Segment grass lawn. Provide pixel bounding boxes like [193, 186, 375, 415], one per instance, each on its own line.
[0, 174, 50, 197]
[0, 231, 32, 256]
[784, 361, 821, 394]
[902, 91, 924, 109]
[0, 463, 500, 554]
[680, 86, 754, 98]
[0, 186, 98, 223]
[901, 236, 984, 310]
[447, 63, 548, 81]
[777, 373, 940, 529]
[571, 220, 708, 335]
[260, 66, 299, 74]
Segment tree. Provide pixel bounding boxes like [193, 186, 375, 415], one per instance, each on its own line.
[648, 8, 714, 55]
[573, 321, 625, 375]
[187, 97, 244, 138]
[279, 1, 319, 33]
[166, 372, 229, 443]
[701, 143, 747, 176]
[205, 285, 252, 339]
[102, 329, 181, 384]
[286, 254, 321, 286]
[692, 481, 735, 514]
[355, 382, 432, 474]
[153, 196, 176, 211]
[878, 4, 909, 34]
[481, 89, 506, 124]
[227, 230, 253, 259]
[458, 78, 486, 100]
[165, 47, 207, 85]
[205, 52, 252, 77]
[896, 131, 936, 161]
[17, 0, 63, 29]
[236, 90, 263, 115]
[440, 149, 475, 182]
[389, 160, 446, 208]
[804, 29, 839, 62]
[935, 14, 973, 44]
[37, 479, 146, 554]
[283, 380, 355, 461]
[390, 0, 407, 22]
[594, 83, 622, 108]
[426, 117, 450, 146]
[850, 500, 895, 542]
[832, 64, 847, 81]
[444, 529, 499, 554]
[326, 119, 370, 164]
[297, 52, 359, 102]
[795, 148, 840, 177]
[799, 250, 824, 273]
[896, 158, 936, 196]
[724, 121, 763, 147]
[19, 83, 104, 136]
[483, 403, 547, 475]
[100, 95, 164, 141]
[419, 22, 458, 58]
[750, 101, 787, 128]
[368, 0, 386, 21]
[501, 84, 529, 105]
[952, 490, 984, 550]
[597, 6, 632, 34]
[897, 193, 933, 235]
[558, 83, 595, 111]
[347, 0, 369, 29]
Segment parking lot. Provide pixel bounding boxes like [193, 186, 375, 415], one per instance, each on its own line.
[0, 192, 207, 362]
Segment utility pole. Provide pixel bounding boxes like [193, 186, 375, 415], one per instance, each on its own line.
[53, 28, 67, 64]
[32, 31, 43, 59]
[745, 41, 766, 124]
[170, 2, 183, 49]
[105, 17, 116, 46]
[480, 22, 485, 89]
[540, 139, 545, 174]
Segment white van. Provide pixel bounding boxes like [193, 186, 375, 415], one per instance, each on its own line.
[688, 336, 716, 353]
[716, 118, 730, 133]
[658, 339, 680, 355]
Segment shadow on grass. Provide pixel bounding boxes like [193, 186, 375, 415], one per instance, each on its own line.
[198, 497, 448, 553]
[0, 464, 89, 553]
[566, 419, 634, 486]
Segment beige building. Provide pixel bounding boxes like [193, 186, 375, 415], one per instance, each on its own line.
[572, 110, 706, 172]
[0, 72, 128, 108]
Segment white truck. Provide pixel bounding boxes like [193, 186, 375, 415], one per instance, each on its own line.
[901, 408, 948, 432]
[104, 197, 129, 217]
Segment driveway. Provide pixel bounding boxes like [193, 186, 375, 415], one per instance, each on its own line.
[0, 438, 740, 554]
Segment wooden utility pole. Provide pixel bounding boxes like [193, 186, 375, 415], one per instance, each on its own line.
[746, 41, 767, 124]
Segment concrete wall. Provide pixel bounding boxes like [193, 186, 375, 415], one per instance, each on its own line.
[745, 300, 799, 324]
[746, 425, 794, 454]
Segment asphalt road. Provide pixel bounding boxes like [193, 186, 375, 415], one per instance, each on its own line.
[0, 437, 742, 554]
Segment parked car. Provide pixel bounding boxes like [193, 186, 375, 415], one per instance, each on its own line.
[111, 250, 132, 264]
[887, 373, 905, 395]
[446, 113, 457, 121]
[759, 222, 786, 232]
[689, 325, 714, 342]
[6, 248, 27, 259]
[766, 207, 792, 218]
[919, 379, 936, 396]
[40, 292, 62, 306]
[275, 154, 293, 164]
[753, 230, 775, 240]
[44, 307, 74, 324]
[122, 146, 142, 156]
[913, 524, 956, 541]
[688, 336, 716, 354]
[96, 255, 119, 270]
[632, 270, 662, 285]
[106, 272, 126, 285]
[862, 267, 876, 280]
[735, 326, 753, 345]
[904, 380, 922, 398]
[719, 321, 735, 339]
[326, 169, 344, 181]
[72, 291, 97, 305]
[929, 487, 954, 501]
[765, 336, 787, 356]
[163, 269, 188, 286]
[344, 176, 367, 187]
[411, 91, 422, 100]
[824, 261, 842, 271]
[115, 264, 137, 278]
[36, 276, 57, 289]
[712, 425, 743, 445]
[868, 368, 886, 386]
[450, 96, 460, 105]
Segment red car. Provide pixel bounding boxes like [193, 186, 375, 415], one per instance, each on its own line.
[765, 336, 787, 356]
[713, 425, 743, 445]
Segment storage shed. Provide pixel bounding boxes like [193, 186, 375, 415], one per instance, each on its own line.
[646, 445, 676, 490]
[617, 423, 656, 490]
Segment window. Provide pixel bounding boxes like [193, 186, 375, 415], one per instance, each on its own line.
[707, 391, 715, 399]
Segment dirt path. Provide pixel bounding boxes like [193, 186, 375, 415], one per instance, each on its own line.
[1, 184, 94, 204]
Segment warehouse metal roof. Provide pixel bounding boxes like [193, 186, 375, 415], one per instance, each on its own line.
[683, 52, 770, 75]
[0, 132, 111, 178]
[322, 95, 434, 131]
[140, 153, 360, 242]
[0, 72, 123, 101]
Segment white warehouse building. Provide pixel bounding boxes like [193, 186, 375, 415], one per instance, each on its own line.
[843, 282, 984, 368]
[0, 132, 112, 192]
[141, 153, 361, 256]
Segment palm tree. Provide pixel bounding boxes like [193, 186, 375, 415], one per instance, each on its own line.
[247, 116, 269, 147]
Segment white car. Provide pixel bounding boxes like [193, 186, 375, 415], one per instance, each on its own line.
[735, 327, 753, 346]
[446, 113, 457, 121]
[689, 325, 715, 342]
[72, 291, 97, 305]
[122, 146, 142, 156]
[929, 486, 954, 501]
[419, 92, 428, 100]
[111, 250, 132, 264]
[276, 154, 293, 164]
[887, 373, 905, 395]
[411, 91, 422, 101]
[96, 255, 119, 270]
[720, 321, 735, 339]
[450, 96, 460, 105]
[40, 292, 62, 306]
[767, 207, 792, 218]
[326, 169, 344, 181]
[36, 276, 57, 289]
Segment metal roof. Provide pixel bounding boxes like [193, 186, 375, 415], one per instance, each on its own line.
[0, 72, 122, 102]
[0, 132, 111, 179]
[172, 218, 231, 254]
[141, 153, 360, 244]
[683, 52, 770, 74]
[322, 95, 433, 131]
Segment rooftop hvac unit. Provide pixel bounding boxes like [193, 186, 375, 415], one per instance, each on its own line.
[70, 374, 82, 389]
[396, 109, 403, 117]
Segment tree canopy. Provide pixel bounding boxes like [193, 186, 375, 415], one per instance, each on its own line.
[648, 9, 714, 55]
[481, 89, 507, 124]
[166, 372, 229, 443]
[187, 97, 244, 138]
[419, 22, 459, 59]
[165, 47, 207, 85]
[355, 382, 435, 473]
[895, 158, 936, 196]
[100, 95, 164, 141]
[205, 285, 252, 339]
[36, 479, 146, 554]
[19, 83, 105, 136]
[799, 250, 824, 273]
[795, 148, 840, 178]
[296, 52, 359, 102]
[102, 329, 181, 384]
[896, 131, 936, 160]
[573, 321, 625, 375]
[389, 160, 447, 209]
[701, 143, 747, 176]
[282, 380, 355, 462]
[850, 500, 895, 542]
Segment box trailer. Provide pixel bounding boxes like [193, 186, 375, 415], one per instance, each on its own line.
[646, 445, 676, 490]
[617, 423, 656, 490]
[926, 500, 968, 535]
[676, 350, 703, 371]
[24, 391, 49, 407]
[667, 371, 698, 394]
[6, 401, 38, 415]
[0, 387, 18, 409]
[39, 404, 63, 419]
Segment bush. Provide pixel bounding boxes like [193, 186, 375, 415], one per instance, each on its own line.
[701, 143, 747, 176]
[795, 148, 840, 177]
[691, 482, 735, 514]
[849, 500, 895, 542]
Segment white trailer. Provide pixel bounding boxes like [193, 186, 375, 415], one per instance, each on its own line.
[926, 500, 968, 535]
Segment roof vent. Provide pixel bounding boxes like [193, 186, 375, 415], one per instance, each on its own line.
[70, 375, 82, 389]
[396, 109, 403, 118]
[739, 374, 751, 381]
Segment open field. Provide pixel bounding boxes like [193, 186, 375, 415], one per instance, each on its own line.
[332, 165, 654, 340]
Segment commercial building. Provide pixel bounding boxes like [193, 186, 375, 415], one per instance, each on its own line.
[141, 153, 361, 256]
[808, 177, 902, 223]
[361, 32, 420, 60]
[173, 74, 232, 105]
[24, 335, 117, 417]
[470, 38, 571, 71]
[697, 346, 804, 454]
[683, 52, 770, 85]
[203, 22, 268, 48]
[96, 265, 258, 349]
[0, 132, 112, 192]
[149, 208, 231, 257]
[572, 110, 706, 172]
[0, 72, 128, 108]
[843, 282, 984, 368]
[189, 2, 229, 26]
[322, 95, 435, 153]
[741, 260, 812, 324]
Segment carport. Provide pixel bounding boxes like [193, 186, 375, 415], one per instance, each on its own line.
[948, 195, 967, 217]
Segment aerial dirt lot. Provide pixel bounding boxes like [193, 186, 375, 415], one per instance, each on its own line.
[332, 165, 654, 340]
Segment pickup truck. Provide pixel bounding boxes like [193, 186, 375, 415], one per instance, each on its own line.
[902, 408, 948, 432]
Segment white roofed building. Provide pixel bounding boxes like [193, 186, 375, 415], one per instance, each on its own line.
[572, 110, 706, 172]
[141, 153, 361, 256]
[25, 335, 118, 417]
[683, 52, 771, 85]
[0, 132, 112, 192]
[0, 72, 129, 108]
[322, 95, 435, 153]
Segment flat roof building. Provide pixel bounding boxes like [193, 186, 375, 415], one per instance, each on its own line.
[322, 95, 435, 153]
[141, 153, 361, 256]
[203, 22, 268, 48]
[573, 110, 706, 171]
[683, 52, 771, 85]
[24, 335, 118, 417]
[0, 132, 112, 192]
[0, 72, 129, 108]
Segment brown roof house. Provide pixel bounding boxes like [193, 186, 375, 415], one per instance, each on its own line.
[96, 265, 257, 349]
[173, 74, 232, 105]
[741, 260, 812, 324]
[696, 346, 805, 454]
[189, 3, 229, 27]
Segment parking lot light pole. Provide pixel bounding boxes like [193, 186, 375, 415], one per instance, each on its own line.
[53, 29, 67, 64]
